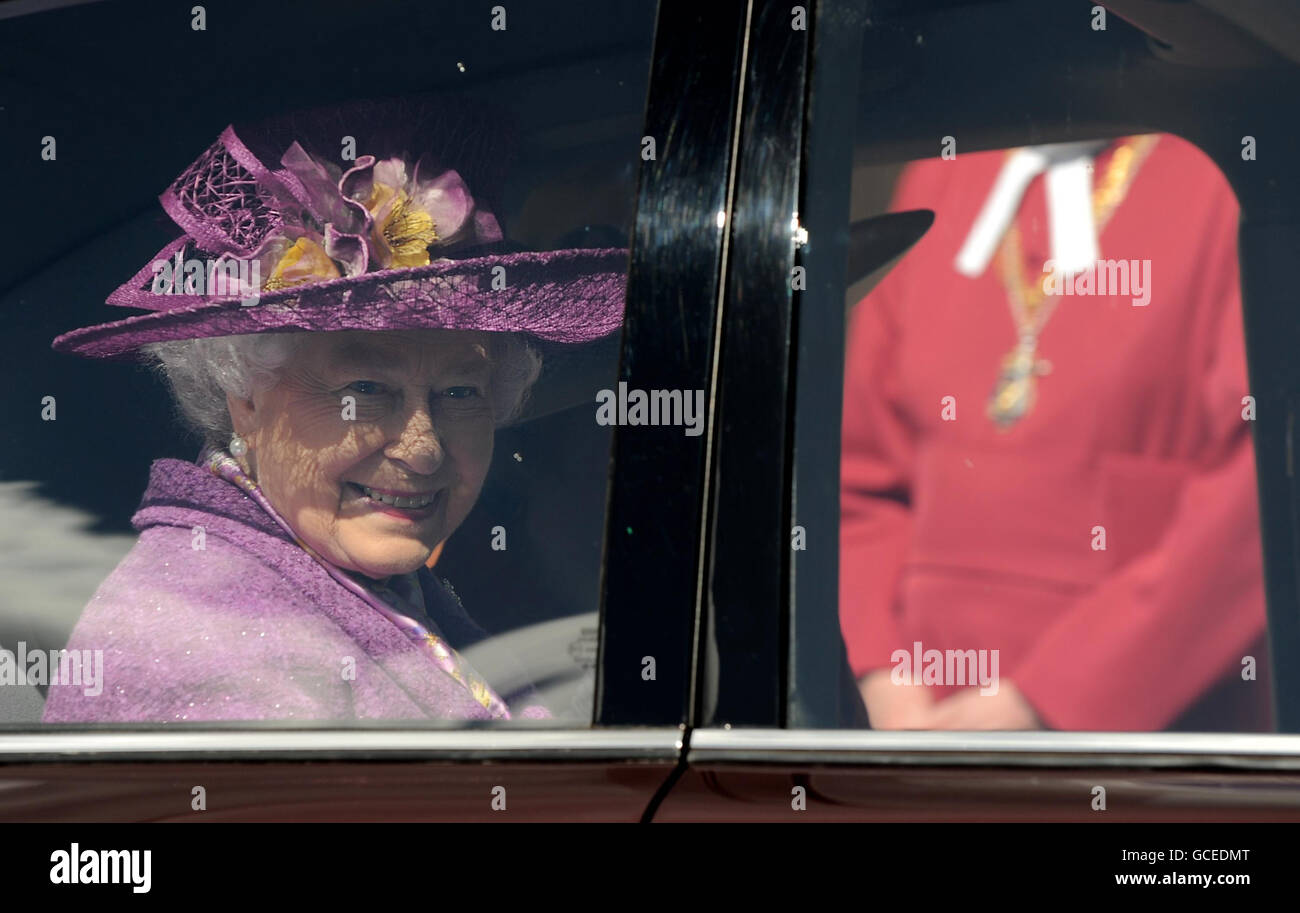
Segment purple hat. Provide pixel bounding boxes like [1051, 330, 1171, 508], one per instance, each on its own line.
[51, 120, 627, 360]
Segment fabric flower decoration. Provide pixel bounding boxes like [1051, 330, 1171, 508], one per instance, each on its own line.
[256, 143, 503, 292]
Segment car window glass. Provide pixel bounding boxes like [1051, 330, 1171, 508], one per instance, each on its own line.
[791, 2, 1275, 734]
[837, 135, 1268, 733]
[0, 0, 656, 728]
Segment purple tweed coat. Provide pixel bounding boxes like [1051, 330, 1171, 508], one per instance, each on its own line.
[43, 457, 545, 723]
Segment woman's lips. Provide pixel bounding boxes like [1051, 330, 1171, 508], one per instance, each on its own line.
[346, 482, 443, 520]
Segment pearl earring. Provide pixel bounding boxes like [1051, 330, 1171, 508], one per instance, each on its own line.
[229, 433, 248, 459]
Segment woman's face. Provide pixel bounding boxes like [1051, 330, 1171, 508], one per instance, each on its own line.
[228, 329, 497, 581]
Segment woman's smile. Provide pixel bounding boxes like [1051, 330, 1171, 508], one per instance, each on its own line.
[344, 481, 446, 522]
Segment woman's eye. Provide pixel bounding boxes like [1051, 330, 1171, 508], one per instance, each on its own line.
[345, 380, 387, 396]
[442, 385, 482, 400]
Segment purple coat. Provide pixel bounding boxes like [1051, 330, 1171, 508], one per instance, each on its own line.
[43, 457, 544, 723]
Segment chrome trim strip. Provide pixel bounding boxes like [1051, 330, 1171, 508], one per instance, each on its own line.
[0, 727, 685, 762]
[688, 728, 1300, 769]
[11, 727, 1300, 768]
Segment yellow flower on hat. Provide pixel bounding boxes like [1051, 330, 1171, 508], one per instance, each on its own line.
[259, 146, 504, 286]
[365, 181, 439, 269]
[263, 237, 342, 291]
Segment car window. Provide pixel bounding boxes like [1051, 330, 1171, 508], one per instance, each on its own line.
[0, 0, 657, 727]
[786, 0, 1281, 733]
[836, 135, 1267, 733]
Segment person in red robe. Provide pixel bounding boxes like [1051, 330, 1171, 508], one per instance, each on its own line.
[840, 133, 1271, 731]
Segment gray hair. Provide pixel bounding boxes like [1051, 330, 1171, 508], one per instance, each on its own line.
[142, 332, 543, 446]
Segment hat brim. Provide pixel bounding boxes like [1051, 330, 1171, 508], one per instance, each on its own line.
[51, 247, 628, 361]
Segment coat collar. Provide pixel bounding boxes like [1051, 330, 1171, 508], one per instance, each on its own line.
[133, 454, 288, 540]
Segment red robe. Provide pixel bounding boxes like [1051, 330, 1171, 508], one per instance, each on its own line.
[839, 134, 1270, 730]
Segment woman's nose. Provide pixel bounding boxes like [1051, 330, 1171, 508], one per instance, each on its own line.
[383, 402, 444, 476]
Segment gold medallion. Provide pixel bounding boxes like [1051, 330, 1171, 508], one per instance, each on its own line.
[987, 338, 1052, 429]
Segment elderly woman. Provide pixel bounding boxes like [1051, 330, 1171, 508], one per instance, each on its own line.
[41, 104, 625, 722]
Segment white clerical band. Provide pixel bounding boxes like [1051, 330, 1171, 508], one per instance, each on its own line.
[954, 140, 1109, 279]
